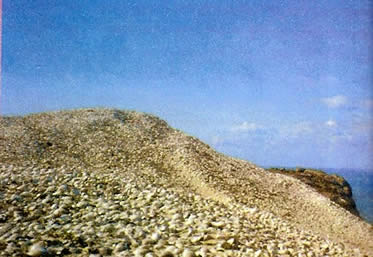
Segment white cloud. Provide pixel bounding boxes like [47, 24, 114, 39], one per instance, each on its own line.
[231, 121, 261, 132]
[321, 95, 347, 108]
[325, 120, 337, 127]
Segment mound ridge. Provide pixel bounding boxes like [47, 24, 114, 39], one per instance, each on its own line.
[0, 108, 372, 256]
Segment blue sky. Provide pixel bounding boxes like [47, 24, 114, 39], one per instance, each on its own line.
[2, 0, 372, 170]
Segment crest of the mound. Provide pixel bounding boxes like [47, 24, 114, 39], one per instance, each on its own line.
[0, 108, 372, 255]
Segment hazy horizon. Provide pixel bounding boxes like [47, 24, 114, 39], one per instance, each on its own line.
[1, 1, 372, 170]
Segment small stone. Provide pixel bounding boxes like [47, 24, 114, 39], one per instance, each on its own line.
[89, 254, 101, 257]
[133, 246, 148, 257]
[182, 248, 195, 257]
[196, 246, 208, 257]
[171, 213, 182, 220]
[160, 250, 175, 257]
[210, 221, 224, 228]
[151, 232, 161, 242]
[27, 242, 46, 257]
[191, 234, 203, 243]
[0, 213, 8, 223]
[114, 242, 131, 253]
[254, 249, 262, 257]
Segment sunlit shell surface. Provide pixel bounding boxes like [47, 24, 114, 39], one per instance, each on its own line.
[0, 109, 372, 256]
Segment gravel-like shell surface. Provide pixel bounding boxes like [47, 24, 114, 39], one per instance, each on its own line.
[0, 108, 372, 256]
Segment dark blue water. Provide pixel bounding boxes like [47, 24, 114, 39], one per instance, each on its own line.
[324, 168, 373, 224]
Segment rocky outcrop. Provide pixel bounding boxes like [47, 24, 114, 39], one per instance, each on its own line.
[266, 167, 360, 217]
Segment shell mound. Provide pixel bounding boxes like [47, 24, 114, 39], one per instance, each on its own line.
[0, 108, 372, 256]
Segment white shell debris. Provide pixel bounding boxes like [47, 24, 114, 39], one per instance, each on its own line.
[0, 109, 370, 257]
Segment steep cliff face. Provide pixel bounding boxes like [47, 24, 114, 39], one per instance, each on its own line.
[266, 167, 360, 217]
